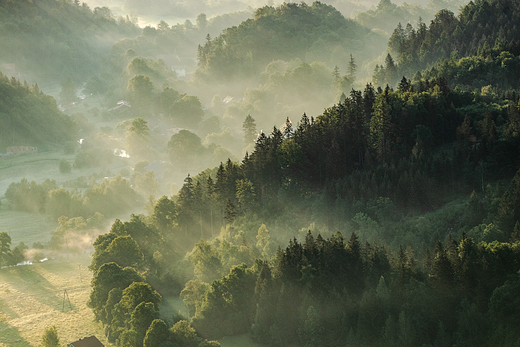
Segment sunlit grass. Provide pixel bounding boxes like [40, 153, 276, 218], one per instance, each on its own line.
[0, 256, 110, 347]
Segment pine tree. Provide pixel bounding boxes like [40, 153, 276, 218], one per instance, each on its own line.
[347, 54, 357, 83]
[224, 199, 237, 225]
[385, 53, 397, 86]
[243, 115, 257, 145]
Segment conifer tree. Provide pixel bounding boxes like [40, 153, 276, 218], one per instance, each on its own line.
[243, 115, 257, 145]
[347, 54, 357, 82]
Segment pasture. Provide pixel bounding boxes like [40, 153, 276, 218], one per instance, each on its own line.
[0, 256, 108, 347]
[0, 149, 131, 346]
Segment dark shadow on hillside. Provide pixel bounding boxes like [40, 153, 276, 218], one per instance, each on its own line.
[0, 321, 33, 347]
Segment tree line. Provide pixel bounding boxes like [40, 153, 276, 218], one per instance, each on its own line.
[377, 0, 520, 86]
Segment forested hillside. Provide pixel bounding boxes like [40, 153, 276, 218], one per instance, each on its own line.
[0, 0, 139, 83]
[87, 34, 520, 347]
[195, 2, 386, 81]
[379, 0, 520, 83]
[3, 0, 520, 346]
[0, 73, 77, 149]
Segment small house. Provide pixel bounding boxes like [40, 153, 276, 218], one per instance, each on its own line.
[172, 65, 186, 77]
[67, 336, 104, 347]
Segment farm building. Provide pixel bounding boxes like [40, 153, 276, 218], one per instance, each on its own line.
[67, 335, 104, 347]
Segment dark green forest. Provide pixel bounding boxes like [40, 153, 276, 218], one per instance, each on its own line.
[375, 0, 520, 86]
[2, 0, 520, 346]
[86, 0, 520, 342]
[196, 2, 385, 81]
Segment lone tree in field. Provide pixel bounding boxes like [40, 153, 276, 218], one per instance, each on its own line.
[42, 325, 60, 347]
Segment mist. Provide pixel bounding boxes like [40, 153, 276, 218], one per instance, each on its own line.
[3, 0, 519, 346]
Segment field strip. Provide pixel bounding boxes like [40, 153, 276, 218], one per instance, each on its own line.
[0, 284, 91, 301]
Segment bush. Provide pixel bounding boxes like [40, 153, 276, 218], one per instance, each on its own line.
[59, 159, 72, 173]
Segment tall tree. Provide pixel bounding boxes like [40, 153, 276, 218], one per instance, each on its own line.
[126, 118, 150, 160]
[127, 75, 154, 115]
[144, 319, 170, 347]
[347, 54, 357, 83]
[243, 115, 257, 145]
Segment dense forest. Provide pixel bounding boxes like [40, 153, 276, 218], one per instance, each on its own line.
[195, 2, 385, 81]
[2, 0, 520, 346]
[376, 0, 520, 85]
[84, 0, 520, 343]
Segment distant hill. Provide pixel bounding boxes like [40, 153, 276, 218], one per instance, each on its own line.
[196, 2, 387, 81]
[0, 74, 76, 150]
[0, 0, 139, 84]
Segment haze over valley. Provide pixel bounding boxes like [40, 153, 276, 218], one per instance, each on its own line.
[1, 0, 520, 346]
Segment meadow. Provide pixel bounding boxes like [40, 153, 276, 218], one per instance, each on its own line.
[0, 256, 108, 347]
[0, 150, 128, 346]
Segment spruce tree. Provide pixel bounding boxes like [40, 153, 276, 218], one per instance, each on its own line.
[243, 115, 257, 145]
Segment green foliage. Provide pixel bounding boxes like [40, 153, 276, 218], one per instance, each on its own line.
[88, 262, 144, 322]
[125, 118, 150, 160]
[59, 159, 71, 174]
[119, 329, 139, 347]
[143, 319, 169, 347]
[127, 75, 154, 115]
[243, 115, 257, 145]
[74, 147, 113, 169]
[196, 2, 383, 81]
[192, 264, 256, 339]
[100, 235, 144, 270]
[168, 130, 207, 164]
[130, 302, 160, 346]
[5, 178, 57, 213]
[382, 0, 520, 83]
[355, 0, 434, 35]
[170, 320, 201, 347]
[152, 196, 177, 232]
[0, 232, 12, 268]
[41, 325, 60, 347]
[0, 74, 76, 150]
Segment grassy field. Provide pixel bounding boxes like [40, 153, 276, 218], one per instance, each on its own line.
[0, 255, 109, 347]
[0, 149, 133, 246]
[0, 149, 130, 347]
[0, 150, 131, 196]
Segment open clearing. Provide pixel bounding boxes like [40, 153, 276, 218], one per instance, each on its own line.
[0, 255, 109, 347]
